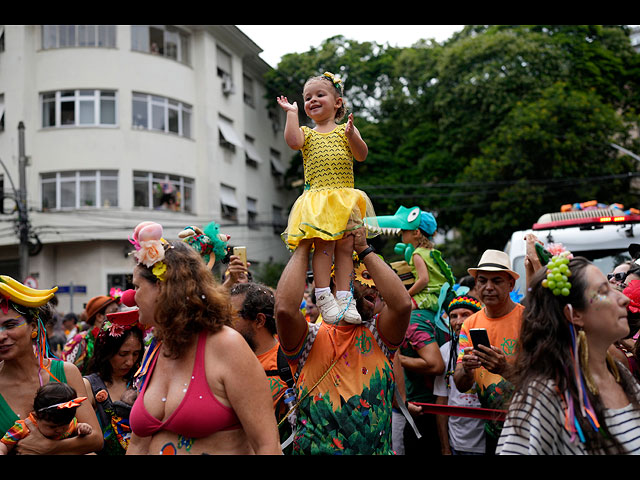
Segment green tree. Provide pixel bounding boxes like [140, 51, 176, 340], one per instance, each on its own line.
[263, 25, 640, 265]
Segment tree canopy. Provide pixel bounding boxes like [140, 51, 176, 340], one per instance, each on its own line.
[264, 25, 640, 274]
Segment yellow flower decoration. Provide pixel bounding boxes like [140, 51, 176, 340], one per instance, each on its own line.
[152, 261, 168, 282]
[323, 71, 343, 92]
[354, 262, 375, 288]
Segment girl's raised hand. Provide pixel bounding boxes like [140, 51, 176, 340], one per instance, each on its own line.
[277, 95, 298, 114]
[345, 113, 354, 137]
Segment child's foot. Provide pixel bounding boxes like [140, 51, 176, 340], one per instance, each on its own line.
[337, 294, 362, 324]
[316, 292, 342, 324]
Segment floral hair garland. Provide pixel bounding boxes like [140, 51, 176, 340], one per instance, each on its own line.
[100, 310, 143, 339]
[322, 71, 344, 94]
[128, 221, 171, 281]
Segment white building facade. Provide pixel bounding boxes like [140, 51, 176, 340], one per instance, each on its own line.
[0, 25, 296, 313]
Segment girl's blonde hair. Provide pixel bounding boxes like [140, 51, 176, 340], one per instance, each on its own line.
[304, 72, 347, 122]
[415, 229, 434, 249]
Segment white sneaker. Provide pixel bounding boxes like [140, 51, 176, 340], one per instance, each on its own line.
[316, 292, 341, 324]
[337, 294, 362, 324]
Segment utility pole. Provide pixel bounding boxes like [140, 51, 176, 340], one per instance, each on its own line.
[18, 122, 29, 282]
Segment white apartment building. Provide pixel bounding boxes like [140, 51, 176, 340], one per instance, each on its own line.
[0, 25, 296, 313]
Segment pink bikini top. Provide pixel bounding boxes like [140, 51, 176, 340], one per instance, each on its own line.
[130, 330, 241, 439]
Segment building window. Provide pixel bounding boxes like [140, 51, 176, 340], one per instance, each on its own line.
[217, 47, 234, 95]
[133, 171, 193, 212]
[41, 90, 117, 128]
[220, 184, 238, 223]
[0, 26, 5, 53]
[272, 205, 286, 235]
[42, 25, 116, 49]
[131, 25, 190, 65]
[247, 197, 258, 229]
[218, 116, 243, 151]
[243, 74, 255, 107]
[0, 94, 4, 132]
[41, 170, 118, 211]
[132, 92, 191, 138]
[244, 136, 263, 168]
[270, 148, 286, 176]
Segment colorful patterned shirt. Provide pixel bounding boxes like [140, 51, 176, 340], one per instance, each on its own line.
[1, 412, 77, 446]
[283, 317, 398, 455]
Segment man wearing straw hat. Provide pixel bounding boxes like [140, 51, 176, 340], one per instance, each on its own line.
[453, 249, 524, 455]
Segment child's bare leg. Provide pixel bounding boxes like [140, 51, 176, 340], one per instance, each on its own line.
[312, 239, 340, 323]
[334, 235, 354, 292]
[334, 235, 361, 324]
[312, 239, 334, 288]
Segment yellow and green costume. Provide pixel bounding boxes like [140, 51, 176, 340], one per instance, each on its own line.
[282, 124, 377, 250]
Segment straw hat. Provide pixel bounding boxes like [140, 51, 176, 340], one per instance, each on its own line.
[467, 249, 519, 280]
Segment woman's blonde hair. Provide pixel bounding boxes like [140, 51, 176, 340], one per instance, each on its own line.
[135, 241, 234, 358]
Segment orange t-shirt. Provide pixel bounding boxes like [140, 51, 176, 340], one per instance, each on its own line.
[456, 303, 523, 411]
[257, 342, 289, 412]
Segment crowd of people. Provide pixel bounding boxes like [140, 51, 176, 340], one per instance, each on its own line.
[2, 221, 640, 455]
[1, 70, 640, 455]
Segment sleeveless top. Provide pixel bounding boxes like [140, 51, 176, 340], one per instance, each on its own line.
[129, 330, 241, 439]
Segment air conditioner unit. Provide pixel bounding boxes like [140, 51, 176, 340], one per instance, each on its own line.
[222, 75, 235, 95]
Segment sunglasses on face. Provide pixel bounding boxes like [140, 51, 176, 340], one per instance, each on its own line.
[608, 268, 640, 283]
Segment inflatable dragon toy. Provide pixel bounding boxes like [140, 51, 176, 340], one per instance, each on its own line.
[364, 205, 437, 264]
[178, 221, 230, 269]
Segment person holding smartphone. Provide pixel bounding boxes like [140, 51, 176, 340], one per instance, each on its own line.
[453, 249, 524, 455]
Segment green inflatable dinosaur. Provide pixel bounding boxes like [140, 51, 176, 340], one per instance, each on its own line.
[364, 206, 437, 263]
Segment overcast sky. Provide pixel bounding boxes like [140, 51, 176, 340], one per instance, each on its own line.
[236, 25, 465, 68]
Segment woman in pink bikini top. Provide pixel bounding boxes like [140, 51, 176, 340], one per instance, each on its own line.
[125, 222, 281, 455]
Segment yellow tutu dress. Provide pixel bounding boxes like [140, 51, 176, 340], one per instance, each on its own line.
[282, 124, 377, 250]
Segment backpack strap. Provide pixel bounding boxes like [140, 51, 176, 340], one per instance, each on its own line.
[265, 346, 294, 389]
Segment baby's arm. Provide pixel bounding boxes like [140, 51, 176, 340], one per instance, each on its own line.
[0, 442, 10, 455]
[76, 423, 93, 436]
[276, 96, 304, 150]
[345, 113, 368, 162]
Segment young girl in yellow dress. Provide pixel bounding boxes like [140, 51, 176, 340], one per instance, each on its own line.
[277, 72, 377, 324]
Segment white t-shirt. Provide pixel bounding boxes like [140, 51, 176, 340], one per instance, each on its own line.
[433, 340, 486, 454]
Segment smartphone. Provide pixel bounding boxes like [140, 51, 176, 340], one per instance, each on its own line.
[535, 242, 552, 266]
[233, 246, 247, 266]
[469, 328, 491, 351]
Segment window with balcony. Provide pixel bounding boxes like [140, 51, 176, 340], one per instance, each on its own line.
[41, 90, 116, 128]
[42, 25, 116, 49]
[132, 92, 192, 138]
[41, 170, 118, 211]
[131, 25, 190, 65]
[133, 171, 193, 212]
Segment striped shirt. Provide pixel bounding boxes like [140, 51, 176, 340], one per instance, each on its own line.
[497, 378, 640, 455]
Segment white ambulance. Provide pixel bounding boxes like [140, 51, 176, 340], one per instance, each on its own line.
[505, 204, 640, 294]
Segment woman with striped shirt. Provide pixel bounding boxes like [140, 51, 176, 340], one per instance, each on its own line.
[497, 255, 640, 454]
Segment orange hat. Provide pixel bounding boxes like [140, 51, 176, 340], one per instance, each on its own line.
[85, 295, 118, 324]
